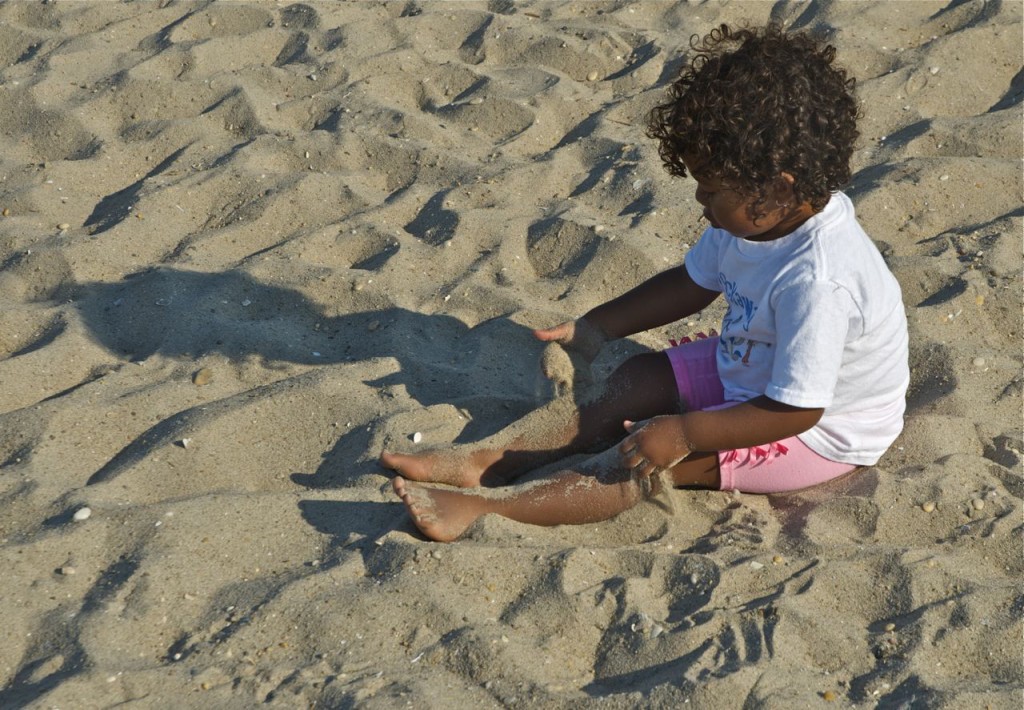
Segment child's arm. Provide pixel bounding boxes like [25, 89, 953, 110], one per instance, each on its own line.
[586, 264, 720, 338]
[620, 396, 824, 476]
[534, 265, 719, 352]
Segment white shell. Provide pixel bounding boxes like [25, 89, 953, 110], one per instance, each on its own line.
[412, 432, 423, 444]
[73, 507, 92, 522]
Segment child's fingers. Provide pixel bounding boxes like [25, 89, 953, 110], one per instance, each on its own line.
[619, 432, 656, 477]
[618, 437, 644, 471]
[630, 456, 661, 480]
[533, 321, 574, 342]
[532, 327, 561, 341]
[618, 434, 636, 456]
[623, 418, 650, 433]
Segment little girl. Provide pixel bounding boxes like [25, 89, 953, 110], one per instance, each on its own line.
[381, 23, 910, 542]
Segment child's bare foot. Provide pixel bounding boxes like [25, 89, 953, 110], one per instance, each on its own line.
[379, 449, 501, 487]
[392, 476, 488, 542]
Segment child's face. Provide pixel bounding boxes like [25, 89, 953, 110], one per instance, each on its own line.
[683, 155, 795, 241]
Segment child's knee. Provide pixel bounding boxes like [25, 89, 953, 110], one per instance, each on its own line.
[609, 352, 675, 390]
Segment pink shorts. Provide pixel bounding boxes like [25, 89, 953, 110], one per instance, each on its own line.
[664, 336, 857, 494]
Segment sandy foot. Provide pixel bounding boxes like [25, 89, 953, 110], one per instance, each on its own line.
[380, 449, 500, 487]
[392, 476, 488, 543]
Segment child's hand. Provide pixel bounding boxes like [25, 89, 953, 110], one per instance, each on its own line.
[533, 317, 608, 362]
[619, 417, 692, 478]
[533, 320, 575, 343]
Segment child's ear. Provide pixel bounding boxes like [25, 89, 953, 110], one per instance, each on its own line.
[772, 172, 797, 205]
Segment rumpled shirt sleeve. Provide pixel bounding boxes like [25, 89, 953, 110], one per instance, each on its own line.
[683, 229, 720, 291]
[765, 280, 857, 409]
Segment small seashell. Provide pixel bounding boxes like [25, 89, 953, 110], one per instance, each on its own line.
[650, 623, 665, 638]
[970, 498, 985, 510]
[178, 438, 192, 449]
[631, 612, 651, 633]
[73, 507, 92, 522]
[772, 555, 784, 564]
[972, 357, 985, 368]
[823, 690, 837, 702]
[192, 367, 214, 386]
[689, 573, 699, 585]
[929, 66, 940, 75]
[586, 70, 599, 81]
[749, 561, 764, 570]
[412, 432, 423, 444]
[58, 223, 69, 230]
[921, 501, 936, 513]
[884, 622, 896, 632]
[1, 207, 9, 216]
[59, 565, 76, 576]
[939, 175, 949, 181]
[468, 97, 484, 105]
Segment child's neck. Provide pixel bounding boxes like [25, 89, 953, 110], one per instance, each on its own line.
[744, 202, 818, 242]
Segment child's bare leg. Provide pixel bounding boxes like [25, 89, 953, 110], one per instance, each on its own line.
[670, 451, 721, 488]
[392, 448, 647, 541]
[393, 449, 722, 542]
[381, 352, 679, 487]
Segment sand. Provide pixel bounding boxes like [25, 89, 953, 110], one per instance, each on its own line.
[0, 0, 1021, 707]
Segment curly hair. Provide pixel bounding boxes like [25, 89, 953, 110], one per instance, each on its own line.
[647, 23, 859, 213]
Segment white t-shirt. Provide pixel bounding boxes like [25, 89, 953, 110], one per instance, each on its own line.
[683, 192, 909, 465]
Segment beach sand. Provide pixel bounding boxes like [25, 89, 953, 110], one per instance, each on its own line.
[0, 1, 1021, 707]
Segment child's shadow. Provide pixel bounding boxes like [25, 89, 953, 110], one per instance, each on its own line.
[72, 266, 571, 485]
[75, 265, 536, 386]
